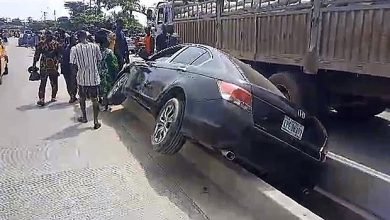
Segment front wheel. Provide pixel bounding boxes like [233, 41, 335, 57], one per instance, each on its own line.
[152, 97, 186, 155]
[107, 74, 128, 105]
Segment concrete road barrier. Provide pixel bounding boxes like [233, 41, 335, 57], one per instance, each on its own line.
[123, 99, 321, 220]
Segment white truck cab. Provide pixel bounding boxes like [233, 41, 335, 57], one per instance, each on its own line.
[146, 1, 174, 36]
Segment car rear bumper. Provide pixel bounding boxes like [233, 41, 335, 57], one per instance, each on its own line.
[182, 98, 327, 163]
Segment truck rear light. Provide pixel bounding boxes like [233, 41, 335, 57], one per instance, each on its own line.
[217, 81, 252, 111]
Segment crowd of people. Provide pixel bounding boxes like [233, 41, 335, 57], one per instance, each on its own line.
[32, 19, 130, 129]
[30, 20, 180, 130]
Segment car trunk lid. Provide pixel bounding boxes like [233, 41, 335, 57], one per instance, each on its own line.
[250, 84, 328, 162]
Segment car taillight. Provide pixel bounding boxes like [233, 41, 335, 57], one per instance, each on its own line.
[217, 81, 252, 111]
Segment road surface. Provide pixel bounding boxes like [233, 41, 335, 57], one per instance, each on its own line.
[1, 38, 389, 220]
[0, 39, 256, 219]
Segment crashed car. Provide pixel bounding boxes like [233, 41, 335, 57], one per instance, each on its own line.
[108, 44, 328, 187]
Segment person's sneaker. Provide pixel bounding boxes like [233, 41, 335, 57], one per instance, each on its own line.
[69, 97, 78, 104]
[50, 98, 57, 103]
[77, 117, 88, 123]
[94, 122, 102, 130]
[37, 100, 45, 107]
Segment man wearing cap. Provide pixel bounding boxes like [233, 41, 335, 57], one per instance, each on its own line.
[33, 30, 61, 107]
[70, 30, 103, 129]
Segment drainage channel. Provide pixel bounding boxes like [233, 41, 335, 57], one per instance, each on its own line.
[248, 151, 389, 220]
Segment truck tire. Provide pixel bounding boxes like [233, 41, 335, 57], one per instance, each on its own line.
[152, 97, 186, 155]
[335, 104, 385, 119]
[269, 72, 319, 114]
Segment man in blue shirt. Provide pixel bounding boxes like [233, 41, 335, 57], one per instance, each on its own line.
[156, 25, 168, 52]
[114, 19, 129, 70]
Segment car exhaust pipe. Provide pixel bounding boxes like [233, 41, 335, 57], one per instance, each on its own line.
[221, 150, 235, 161]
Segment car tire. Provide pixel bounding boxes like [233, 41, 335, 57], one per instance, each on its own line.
[151, 97, 186, 155]
[269, 72, 323, 115]
[335, 104, 385, 119]
[107, 73, 128, 105]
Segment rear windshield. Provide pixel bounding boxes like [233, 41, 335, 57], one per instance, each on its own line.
[229, 57, 283, 95]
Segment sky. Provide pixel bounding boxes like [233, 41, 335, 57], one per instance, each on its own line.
[0, 0, 161, 24]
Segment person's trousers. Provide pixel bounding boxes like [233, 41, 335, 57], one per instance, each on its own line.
[63, 71, 77, 98]
[38, 72, 59, 100]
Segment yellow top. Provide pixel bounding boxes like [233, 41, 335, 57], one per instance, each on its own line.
[0, 43, 6, 58]
[108, 32, 116, 51]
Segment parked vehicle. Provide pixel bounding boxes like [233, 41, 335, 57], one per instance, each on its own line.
[18, 30, 34, 47]
[146, 0, 390, 119]
[108, 44, 328, 187]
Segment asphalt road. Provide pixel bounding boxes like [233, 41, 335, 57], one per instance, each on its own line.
[0, 39, 257, 219]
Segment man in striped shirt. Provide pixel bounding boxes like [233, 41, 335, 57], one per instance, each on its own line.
[70, 30, 103, 129]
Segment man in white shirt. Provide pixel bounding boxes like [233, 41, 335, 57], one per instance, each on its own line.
[70, 30, 103, 129]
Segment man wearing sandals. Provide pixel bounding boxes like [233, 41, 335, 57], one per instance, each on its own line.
[70, 31, 103, 130]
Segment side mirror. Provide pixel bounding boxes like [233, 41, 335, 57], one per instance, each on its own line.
[146, 9, 153, 21]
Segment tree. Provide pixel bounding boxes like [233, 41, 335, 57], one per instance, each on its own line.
[101, 0, 143, 29]
[0, 18, 6, 25]
[11, 18, 22, 26]
[65, 1, 105, 30]
[100, 0, 141, 12]
[65, 1, 89, 18]
[64, 0, 142, 31]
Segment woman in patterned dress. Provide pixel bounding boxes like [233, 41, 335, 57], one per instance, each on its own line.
[95, 30, 119, 111]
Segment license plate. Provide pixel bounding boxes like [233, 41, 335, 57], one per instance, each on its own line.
[281, 116, 304, 140]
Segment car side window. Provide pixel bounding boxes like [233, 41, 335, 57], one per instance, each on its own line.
[191, 52, 211, 66]
[171, 47, 206, 65]
[150, 46, 184, 62]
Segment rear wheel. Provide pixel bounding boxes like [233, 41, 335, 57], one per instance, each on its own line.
[152, 97, 186, 155]
[269, 72, 325, 115]
[107, 74, 128, 105]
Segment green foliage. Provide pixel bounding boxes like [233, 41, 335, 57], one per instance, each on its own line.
[64, 1, 88, 18]
[100, 0, 140, 10]
[28, 20, 57, 31]
[64, 0, 143, 31]
[65, 1, 106, 30]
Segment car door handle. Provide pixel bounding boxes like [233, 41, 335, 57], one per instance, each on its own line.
[177, 66, 187, 72]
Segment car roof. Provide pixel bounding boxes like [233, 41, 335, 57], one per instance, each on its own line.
[177, 44, 283, 95]
[177, 43, 245, 80]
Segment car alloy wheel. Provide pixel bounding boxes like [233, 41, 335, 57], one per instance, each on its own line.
[152, 100, 178, 145]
